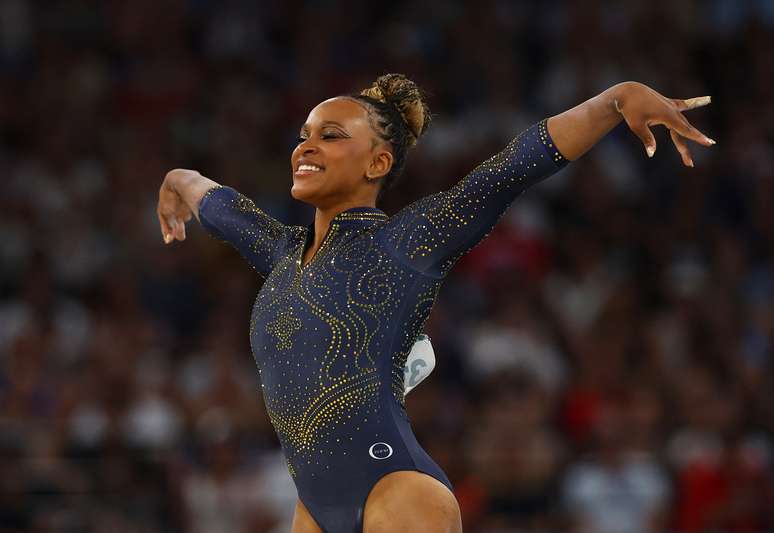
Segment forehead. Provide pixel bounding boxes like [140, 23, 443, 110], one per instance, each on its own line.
[303, 97, 370, 129]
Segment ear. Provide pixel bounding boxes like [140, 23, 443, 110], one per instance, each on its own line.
[365, 147, 393, 182]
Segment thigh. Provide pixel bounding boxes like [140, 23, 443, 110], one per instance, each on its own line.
[291, 498, 324, 533]
[362, 471, 462, 533]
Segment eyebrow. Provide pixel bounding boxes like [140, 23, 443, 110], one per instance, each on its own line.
[300, 121, 347, 131]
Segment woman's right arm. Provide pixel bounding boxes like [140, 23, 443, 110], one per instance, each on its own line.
[158, 168, 219, 243]
[157, 168, 294, 277]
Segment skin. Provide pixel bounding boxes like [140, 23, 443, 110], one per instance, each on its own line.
[156, 81, 714, 532]
[289, 97, 393, 265]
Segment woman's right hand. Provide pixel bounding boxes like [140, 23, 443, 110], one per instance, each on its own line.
[157, 169, 199, 244]
[157, 168, 221, 244]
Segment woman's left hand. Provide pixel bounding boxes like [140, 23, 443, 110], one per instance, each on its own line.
[615, 81, 715, 167]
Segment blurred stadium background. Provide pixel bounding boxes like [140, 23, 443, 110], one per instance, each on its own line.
[1, 0, 773, 531]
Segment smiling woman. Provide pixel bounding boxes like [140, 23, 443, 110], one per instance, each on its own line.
[157, 74, 713, 532]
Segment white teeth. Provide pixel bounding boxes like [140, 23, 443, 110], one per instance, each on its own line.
[298, 164, 322, 172]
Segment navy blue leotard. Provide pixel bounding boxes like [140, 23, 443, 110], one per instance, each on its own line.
[197, 119, 568, 532]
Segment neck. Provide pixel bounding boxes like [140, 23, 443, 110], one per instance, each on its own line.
[311, 198, 377, 245]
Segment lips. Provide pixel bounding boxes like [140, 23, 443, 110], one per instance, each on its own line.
[294, 158, 326, 177]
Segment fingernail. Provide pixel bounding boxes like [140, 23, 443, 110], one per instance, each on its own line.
[646, 146, 655, 158]
[688, 160, 694, 167]
[164, 234, 171, 243]
[706, 137, 716, 145]
[686, 96, 711, 108]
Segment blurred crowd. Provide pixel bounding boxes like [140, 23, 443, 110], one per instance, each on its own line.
[1, 0, 773, 531]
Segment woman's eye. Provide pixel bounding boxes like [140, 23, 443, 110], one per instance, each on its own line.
[295, 133, 341, 144]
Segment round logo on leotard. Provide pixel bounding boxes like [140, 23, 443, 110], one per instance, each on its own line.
[368, 442, 393, 460]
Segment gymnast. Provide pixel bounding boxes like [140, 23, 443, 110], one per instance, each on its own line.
[157, 74, 713, 532]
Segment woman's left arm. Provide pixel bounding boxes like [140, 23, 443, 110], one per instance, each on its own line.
[548, 81, 714, 166]
[384, 81, 714, 278]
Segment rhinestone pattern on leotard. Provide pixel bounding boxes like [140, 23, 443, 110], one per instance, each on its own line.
[198, 118, 568, 483]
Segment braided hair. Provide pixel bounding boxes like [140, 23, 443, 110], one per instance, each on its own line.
[348, 73, 431, 203]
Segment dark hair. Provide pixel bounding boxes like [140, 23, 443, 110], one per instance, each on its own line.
[347, 73, 431, 203]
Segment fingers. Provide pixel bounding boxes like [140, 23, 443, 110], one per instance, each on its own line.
[158, 211, 173, 244]
[627, 117, 657, 157]
[670, 129, 694, 167]
[168, 218, 187, 242]
[669, 96, 715, 146]
[158, 185, 194, 244]
[159, 213, 181, 244]
[176, 219, 187, 241]
[627, 92, 716, 164]
[650, 112, 715, 148]
[671, 113, 716, 147]
[672, 96, 711, 111]
[166, 218, 177, 244]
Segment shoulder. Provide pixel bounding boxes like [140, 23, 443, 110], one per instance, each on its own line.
[287, 224, 307, 244]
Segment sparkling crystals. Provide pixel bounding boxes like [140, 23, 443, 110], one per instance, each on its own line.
[198, 118, 569, 489]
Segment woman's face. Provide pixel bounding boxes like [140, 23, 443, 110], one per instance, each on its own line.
[290, 97, 393, 209]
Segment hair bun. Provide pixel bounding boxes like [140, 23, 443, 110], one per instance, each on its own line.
[360, 73, 430, 145]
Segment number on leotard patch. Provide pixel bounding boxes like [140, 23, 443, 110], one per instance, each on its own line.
[408, 358, 427, 387]
[403, 334, 436, 395]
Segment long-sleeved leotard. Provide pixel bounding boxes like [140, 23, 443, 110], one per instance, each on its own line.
[198, 118, 567, 533]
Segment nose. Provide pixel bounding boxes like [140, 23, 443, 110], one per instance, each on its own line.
[292, 136, 319, 166]
[293, 138, 318, 160]
[301, 141, 318, 154]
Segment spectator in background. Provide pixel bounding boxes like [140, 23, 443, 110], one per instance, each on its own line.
[1, 0, 772, 531]
[563, 399, 670, 533]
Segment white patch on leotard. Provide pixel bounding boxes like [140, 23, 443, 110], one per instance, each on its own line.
[403, 334, 436, 395]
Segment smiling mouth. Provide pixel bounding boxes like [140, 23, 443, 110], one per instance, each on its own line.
[295, 164, 324, 176]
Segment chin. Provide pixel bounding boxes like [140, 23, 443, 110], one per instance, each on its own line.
[290, 181, 318, 204]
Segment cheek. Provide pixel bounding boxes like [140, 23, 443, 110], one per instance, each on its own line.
[324, 146, 367, 185]
[338, 142, 373, 178]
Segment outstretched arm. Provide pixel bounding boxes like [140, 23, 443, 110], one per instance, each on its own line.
[157, 168, 293, 277]
[548, 81, 714, 165]
[384, 81, 714, 278]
